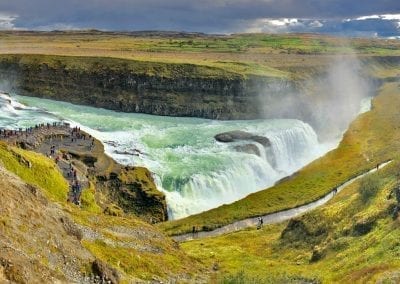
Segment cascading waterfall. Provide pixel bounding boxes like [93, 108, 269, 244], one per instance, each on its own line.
[0, 93, 338, 220]
[160, 123, 325, 219]
[268, 124, 321, 173]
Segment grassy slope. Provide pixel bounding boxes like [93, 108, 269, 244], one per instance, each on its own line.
[182, 82, 400, 283]
[0, 142, 206, 281]
[0, 53, 246, 80]
[159, 81, 400, 235]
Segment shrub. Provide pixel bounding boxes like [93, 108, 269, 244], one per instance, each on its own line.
[359, 175, 381, 203]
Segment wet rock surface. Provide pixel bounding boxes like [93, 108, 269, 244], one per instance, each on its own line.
[215, 130, 271, 147]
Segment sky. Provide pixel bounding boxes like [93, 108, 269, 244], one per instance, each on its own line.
[0, 0, 399, 37]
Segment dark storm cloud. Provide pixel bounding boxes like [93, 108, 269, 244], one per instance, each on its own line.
[0, 0, 399, 33]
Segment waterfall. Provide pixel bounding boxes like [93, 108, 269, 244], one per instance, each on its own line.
[268, 123, 320, 173]
[159, 121, 324, 220]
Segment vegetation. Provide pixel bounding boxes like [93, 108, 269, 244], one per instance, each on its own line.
[1, 31, 399, 78]
[80, 181, 102, 213]
[360, 175, 381, 203]
[0, 142, 69, 202]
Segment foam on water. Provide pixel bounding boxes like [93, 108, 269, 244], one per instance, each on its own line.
[1, 93, 338, 219]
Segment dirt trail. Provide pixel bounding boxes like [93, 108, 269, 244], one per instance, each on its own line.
[173, 160, 392, 242]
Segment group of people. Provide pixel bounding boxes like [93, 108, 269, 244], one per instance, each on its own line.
[70, 126, 95, 149]
[0, 129, 20, 138]
[0, 122, 70, 141]
[70, 179, 82, 206]
[67, 162, 82, 205]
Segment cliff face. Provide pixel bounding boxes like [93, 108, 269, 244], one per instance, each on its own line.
[0, 54, 294, 120]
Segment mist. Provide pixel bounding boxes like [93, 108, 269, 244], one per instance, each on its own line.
[308, 54, 372, 139]
[258, 53, 374, 142]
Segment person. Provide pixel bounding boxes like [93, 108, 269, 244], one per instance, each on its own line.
[192, 226, 196, 237]
[257, 217, 263, 229]
[333, 187, 338, 195]
[376, 163, 379, 170]
[72, 180, 82, 205]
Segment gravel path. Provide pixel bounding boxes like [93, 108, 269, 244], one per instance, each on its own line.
[173, 160, 392, 242]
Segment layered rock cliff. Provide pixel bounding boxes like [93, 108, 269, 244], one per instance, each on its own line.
[0, 54, 295, 120]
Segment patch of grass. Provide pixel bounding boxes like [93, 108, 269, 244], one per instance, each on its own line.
[80, 182, 102, 213]
[1, 31, 399, 78]
[0, 142, 68, 202]
[82, 226, 202, 281]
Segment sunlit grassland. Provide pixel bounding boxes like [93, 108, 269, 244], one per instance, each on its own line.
[159, 82, 400, 235]
[0, 142, 69, 202]
[1, 31, 399, 78]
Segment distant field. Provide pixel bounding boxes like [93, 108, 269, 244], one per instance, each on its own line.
[0, 31, 399, 77]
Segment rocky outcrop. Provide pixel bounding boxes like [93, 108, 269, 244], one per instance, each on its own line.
[0, 124, 168, 223]
[96, 166, 168, 223]
[215, 130, 271, 147]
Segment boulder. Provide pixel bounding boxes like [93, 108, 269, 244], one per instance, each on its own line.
[214, 130, 270, 147]
[92, 259, 120, 284]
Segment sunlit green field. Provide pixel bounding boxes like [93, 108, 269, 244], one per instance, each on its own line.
[1, 31, 399, 78]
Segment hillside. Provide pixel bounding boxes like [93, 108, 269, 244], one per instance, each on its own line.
[0, 142, 208, 282]
[182, 157, 400, 283]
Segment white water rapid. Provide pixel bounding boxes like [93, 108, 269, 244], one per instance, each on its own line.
[0, 93, 338, 219]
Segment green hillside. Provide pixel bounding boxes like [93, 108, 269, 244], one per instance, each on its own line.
[180, 82, 400, 283]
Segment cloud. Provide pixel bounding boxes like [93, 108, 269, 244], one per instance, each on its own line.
[0, 13, 17, 30]
[241, 14, 400, 37]
[0, 0, 398, 35]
